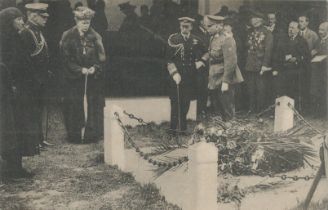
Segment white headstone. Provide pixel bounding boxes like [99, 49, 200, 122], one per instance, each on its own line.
[187, 142, 218, 210]
[104, 104, 125, 170]
[274, 96, 294, 133]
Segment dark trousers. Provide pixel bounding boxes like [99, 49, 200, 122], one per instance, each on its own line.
[170, 85, 191, 131]
[1, 153, 22, 179]
[246, 71, 270, 113]
[196, 69, 208, 118]
[278, 70, 302, 110]
[209, 86, 235, 120]
[63, 79, 104, 143]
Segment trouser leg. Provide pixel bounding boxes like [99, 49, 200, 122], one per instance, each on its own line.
[257, 73, 267, 112]
[246, 72, 257, 112]
[219, 86, 235, 121]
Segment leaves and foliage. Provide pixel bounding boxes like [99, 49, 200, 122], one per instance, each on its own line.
[192, 114, 317, 175]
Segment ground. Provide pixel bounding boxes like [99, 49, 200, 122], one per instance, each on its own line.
[1, 104, 328, 210]
[0, 105, 180, 210]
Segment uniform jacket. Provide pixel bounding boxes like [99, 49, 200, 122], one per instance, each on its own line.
[272, 34, 310, 72]
[17, 21, 50, 87]
[299, 28, 319, 51]
[201, 33, 244, 90]
[245, 25, 273, 72]
[60, 26, 106, 80]
[166, 32, 207, 80]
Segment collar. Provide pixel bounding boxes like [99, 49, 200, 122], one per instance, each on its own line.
[267, 24, 275, 31]
[181, 32, 190, 40]
[78, 28, 85, 37]
[26, 20, 41, 31]
[300, 28, 307, 34]
[290, 34, 297, 40]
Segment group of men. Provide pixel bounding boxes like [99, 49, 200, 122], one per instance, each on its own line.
[1, 3, 106, 179]
[166, 11, 328, 132]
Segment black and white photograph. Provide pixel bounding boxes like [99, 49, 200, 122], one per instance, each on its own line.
[0, 0, 328, 209]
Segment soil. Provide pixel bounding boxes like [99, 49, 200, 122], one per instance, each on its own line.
[0, 105, 180, 210]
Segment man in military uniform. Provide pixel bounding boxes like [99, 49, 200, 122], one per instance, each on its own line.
[166, 17, 207, 132]
[245, 11, 273, 113]
[15, 3, 53, 154]
[200, 15, 243, 120]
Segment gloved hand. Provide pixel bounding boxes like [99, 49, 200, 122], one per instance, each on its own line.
[195, 61, 205, 70]
[221, 82, 229, 92]
[173, 73, 181, 85]
[260, 66, 272, 75]
[88, 66, 96, 74]
[82, 68, 88, 75]
[272, 71, 278, 76]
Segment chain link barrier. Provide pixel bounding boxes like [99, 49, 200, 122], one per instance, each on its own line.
[116, 102, 324, 181]
[122, 110, 192, 135]
[114, 112, 189, 168]
[287, 102, 326, 137]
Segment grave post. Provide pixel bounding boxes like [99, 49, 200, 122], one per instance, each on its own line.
[104, 104, 125, 170]
[187, 142, 218, 210]
[274, 96, 295, 132]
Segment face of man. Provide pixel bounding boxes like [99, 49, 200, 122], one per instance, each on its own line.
[267, 13, 276, 26]
[318, 23, 328, 39]
[76, 19, 91, 33]
[30, 12, 48, 27]
[205, 22, 223, 35]
[288, 22, 299, 37]
[251, 17, 263, 28]
[223, 25, 232, 33]
[298, 16, 308, 30]
[180, 22, 192, 35]
[13, 17, 24, 31]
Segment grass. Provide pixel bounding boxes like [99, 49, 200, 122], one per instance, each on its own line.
[0, 105, 180, 210]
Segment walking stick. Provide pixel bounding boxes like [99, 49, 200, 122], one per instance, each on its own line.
[81, 73, 88, 142]
[177, 84, 181, 132]
[45, 104, 49, 142]
[176, 83, 182, 146]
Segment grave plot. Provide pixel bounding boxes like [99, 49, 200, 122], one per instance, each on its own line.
[104, 96, 328, 210]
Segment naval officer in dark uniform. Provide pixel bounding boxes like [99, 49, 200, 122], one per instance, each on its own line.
[15, 3, 52, 155]
[166, 17, 207, 132]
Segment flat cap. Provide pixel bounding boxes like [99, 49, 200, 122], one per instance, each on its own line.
[25, 3, 48, 12]
[74, 6, 95, 20]
[178, 17, 195, 24]
[206, 15, 225, 23]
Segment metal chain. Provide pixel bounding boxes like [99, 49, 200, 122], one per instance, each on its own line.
[287, 103, 325, 136]
[256, 103, 276, 118]
[253, 170, 315, 181]
[123, 110, 149, 125]
[114, 112, 189, 168]
[119, 107, 320, 179]
[122, 110, 192, 135]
